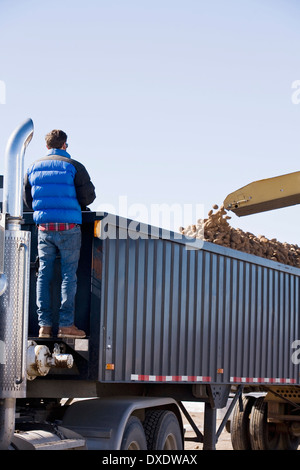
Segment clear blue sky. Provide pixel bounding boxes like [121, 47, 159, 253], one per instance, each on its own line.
[1, 0, 300, 243]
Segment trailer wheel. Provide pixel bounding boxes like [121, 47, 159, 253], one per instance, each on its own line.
[143, 410, 183, 450]
[231, 395, 255, 450]
[249, 396, 280, 450]
[120, 416, 147, 450]
[248, 396, 299, 450]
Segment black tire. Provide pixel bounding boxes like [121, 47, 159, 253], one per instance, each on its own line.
[249, 396, 294, 450]
[231, 395, 255, 450]
[249, 397, 279, 450]
[143, 410, 183, 450]
[120, 416, 147, 450]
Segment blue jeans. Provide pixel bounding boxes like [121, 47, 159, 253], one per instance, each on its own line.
[36, 225, 81, 327]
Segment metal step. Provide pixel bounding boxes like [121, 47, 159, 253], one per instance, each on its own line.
[33, 437, 86, 450]
[11, 427, 86, 450]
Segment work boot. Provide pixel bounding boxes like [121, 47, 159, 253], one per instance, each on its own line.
[39, 326, 52, 338]
[57, 325, 86, 339]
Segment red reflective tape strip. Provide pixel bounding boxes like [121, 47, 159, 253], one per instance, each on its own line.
[131, 374, 211, 382]
[230, 376, 296, 384]
[132, 375, 296, 384]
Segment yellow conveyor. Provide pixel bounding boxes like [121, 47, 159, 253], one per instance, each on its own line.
[224, 171, 300, 216]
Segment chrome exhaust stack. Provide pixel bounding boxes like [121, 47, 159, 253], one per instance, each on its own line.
[0, 119, 33, 449]
[3, 118, 34, 229]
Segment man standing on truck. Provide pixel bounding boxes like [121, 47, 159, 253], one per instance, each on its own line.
[23, 129, 96, 339]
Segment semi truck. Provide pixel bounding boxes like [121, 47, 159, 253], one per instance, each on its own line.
[1, 118, 300, 451]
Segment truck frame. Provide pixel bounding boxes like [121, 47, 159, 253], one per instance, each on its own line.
[1, 119, 300, 450]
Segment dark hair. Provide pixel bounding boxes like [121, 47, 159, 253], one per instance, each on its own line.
[45, 129, 67, 149]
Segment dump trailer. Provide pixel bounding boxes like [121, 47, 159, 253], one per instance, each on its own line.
[1, 120, 300, 451]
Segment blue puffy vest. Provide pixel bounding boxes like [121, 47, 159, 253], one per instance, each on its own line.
[27, 149, 82, 225]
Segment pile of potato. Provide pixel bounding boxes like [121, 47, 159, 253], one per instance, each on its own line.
[179, 204, 300, 268]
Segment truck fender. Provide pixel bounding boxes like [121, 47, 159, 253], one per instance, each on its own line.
[62, 396, 182, 450]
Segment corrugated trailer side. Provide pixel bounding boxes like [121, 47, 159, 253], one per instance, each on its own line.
[96, 213, 300, 387]
[22, 211, 300, 449]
